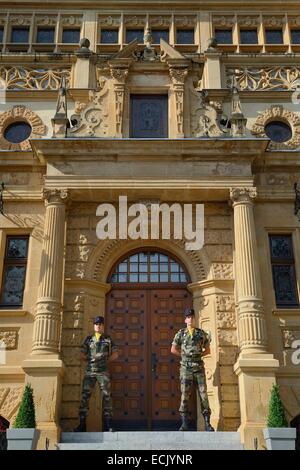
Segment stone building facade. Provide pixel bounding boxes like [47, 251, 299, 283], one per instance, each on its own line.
[0, 0, 300, 450]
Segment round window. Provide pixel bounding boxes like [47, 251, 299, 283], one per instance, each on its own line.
[264, 121, 292, 143]
[4, 122, 32, 144]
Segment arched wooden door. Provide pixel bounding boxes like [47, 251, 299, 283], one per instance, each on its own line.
[106, 249, 196, 431]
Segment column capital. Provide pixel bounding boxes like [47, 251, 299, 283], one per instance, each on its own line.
[229, 187, 257, 206]
[168, 66, 188, 85]
[43, 188, 69, 206]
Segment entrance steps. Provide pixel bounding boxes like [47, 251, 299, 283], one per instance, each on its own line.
[58, 431, 243, 450]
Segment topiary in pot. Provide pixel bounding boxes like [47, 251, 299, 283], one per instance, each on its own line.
[13, 384, 36, 429]
[263, 383, 296, 450]
[7, 384, 39, 450]
[267, 384, 288, 428]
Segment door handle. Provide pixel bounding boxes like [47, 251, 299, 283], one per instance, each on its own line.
[151, 352, 157, 373]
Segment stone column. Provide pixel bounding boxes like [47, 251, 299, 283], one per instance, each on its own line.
[32, 189, 68, 354]
[230, 188, 279, 450]
[22, 188, 68, 449]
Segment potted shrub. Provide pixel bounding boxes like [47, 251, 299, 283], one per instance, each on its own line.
[6, 384, 39, 450]
[263, 384, 296, 450]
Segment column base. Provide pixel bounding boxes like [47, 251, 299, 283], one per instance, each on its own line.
[22, 356, 65, 450]
[234, 353, 279, 450]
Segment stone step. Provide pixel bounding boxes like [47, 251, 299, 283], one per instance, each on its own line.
[58, 431, 243, 450]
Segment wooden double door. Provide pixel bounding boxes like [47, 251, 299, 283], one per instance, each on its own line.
[106, 286, 196, 430]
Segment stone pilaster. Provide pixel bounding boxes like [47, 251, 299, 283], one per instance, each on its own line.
[169, 65, 188, 138]
[110, 65, 129, 138]
[230, 187, 279, 450]
[32, 189, 68, 354]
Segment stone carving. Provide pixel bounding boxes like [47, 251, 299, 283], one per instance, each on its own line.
[0, 386, 23, 420]
[263, 16, 285, 27]
[289, 16, 300, 27]
[190, 88, 226, 138]
[134, 29, 159, 62]
[110, 67, 129, 137]
[0, 66, 71, 91]
[282, 329, 300, 348]
[251, 105, 300, 149]
[99, 15, 121, 27]
[0, 105, 47, 151]
[174, 16, 197, 27]
[211, 263, 234, 280]
[149, 16, 171, 27]
[0, 330, 18, 349]
[61, 15, 82, 26]
[10, 15, 32, 25]
[124, 15, 146, 27]
[36, 15, 58, 26]
[237, 16, 260, 27]
[0, 173, 29, 185]
[169, 67, 188, 137]
[43, 188, 68, 205]
[230, 187, 257, 204]
[226, 66, 300, 92]
[69, 77, 109, 137]
[212, 16, 235, 27]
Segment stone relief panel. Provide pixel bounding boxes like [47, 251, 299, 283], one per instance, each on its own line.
[0, 66, 71, 91]
[226, 66, 300, 91]
[0, 330, 19, 350]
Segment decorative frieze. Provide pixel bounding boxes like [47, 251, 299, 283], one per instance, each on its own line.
[99, 15, 121, 27]
[263, 15, 285, 27]
[237, 16, 260, 27]
[61, 15, 82, 27]
[226, 66, 300, 92]
[212, 15, 235, 27]
[174, 16, 197, 28]
[10, 15, 32, 26]
[211, 263, 234, 280]
[124, 15, 146, 27]
[35, 15, 58, 26]
[149, 16, 171, 27]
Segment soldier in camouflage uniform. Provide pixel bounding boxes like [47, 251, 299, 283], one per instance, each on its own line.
[74, 315, 118, 432]
[171, 308, 214, 432]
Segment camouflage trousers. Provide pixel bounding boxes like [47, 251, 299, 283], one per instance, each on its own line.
[79, 372, 113, 418]
[179, 365, 210, 416]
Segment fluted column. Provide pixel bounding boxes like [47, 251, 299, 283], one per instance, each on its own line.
[230, 187, 268, 354]
[31, 188, 68, 354]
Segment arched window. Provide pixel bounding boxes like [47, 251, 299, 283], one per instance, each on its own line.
[109, 251, 189, 283]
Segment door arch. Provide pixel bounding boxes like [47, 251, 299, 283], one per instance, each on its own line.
[106, 248, 196, 430]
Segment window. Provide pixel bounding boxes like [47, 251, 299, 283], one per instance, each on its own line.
[36, 27, 55, 43]
[176, 29, 194, 44]
[151, 30, 169, 44]
[11, 27, 29, 43]
[100, 29, 119, 44]
[4, 122, 32, 144]
[291, 30, 300, 44]
[215, 29, 233, 44]
[240, 29, 258, 44]
[265, 29, 283, 44]
[0, 236, 29, 307]
[126, 29, 144, 43]
[269, 235, 299, 307]
[62, 28, 80, 44]
[130, 94, 168, 138]
[0, 27, 3, 43]
[265, 121, 292, 143]
[110, 251, 188, 283]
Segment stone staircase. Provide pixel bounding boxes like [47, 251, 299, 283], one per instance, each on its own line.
[58, 431, 244, 450]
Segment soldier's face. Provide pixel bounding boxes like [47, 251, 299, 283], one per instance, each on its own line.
[94, 323, 104, 333]
[185, 315, 195, 327]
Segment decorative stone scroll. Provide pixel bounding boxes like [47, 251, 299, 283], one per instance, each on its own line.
[0, 66, 71, 91]
[0, 105, 46, 151]
[251, 105, 300, 149]
[226, 66, 300, 92]
[190, 87, 226, 138]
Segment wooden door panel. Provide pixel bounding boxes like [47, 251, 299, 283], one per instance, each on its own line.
[107, 289, 148, 427]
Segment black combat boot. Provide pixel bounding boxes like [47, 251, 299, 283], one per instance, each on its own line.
[73, 415, 86, 432]
[179, 415, 189, 431]
[103, 416, 114, 432]
[203, 412, 215, 432]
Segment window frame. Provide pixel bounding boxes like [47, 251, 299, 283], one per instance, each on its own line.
[0, 235, 30, 308]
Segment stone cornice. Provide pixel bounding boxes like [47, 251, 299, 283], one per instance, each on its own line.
[31, 137, 268, 163]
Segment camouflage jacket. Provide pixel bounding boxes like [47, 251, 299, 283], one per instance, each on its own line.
[172, 327, 210, 367]
[81, 334, 117, 374]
